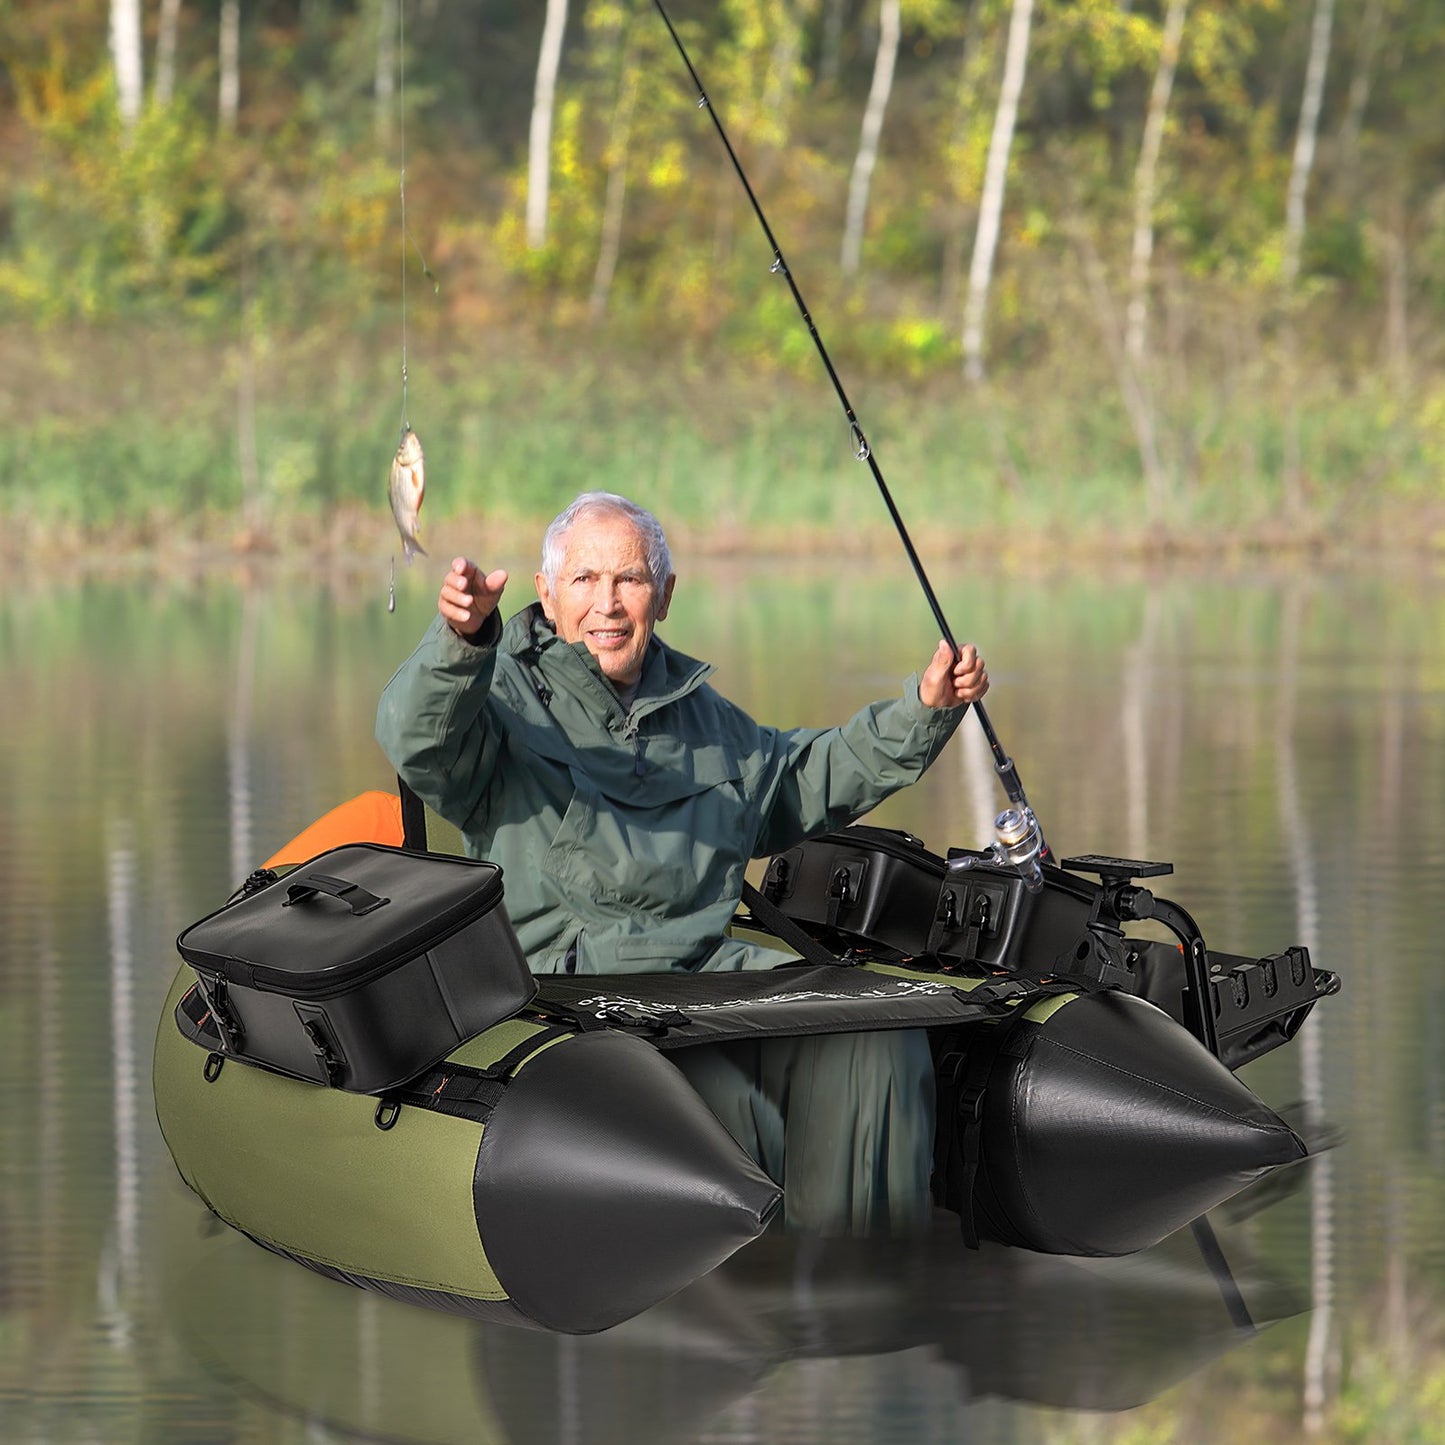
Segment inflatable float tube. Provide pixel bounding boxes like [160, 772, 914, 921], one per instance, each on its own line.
[153, 796, 1336, 1335]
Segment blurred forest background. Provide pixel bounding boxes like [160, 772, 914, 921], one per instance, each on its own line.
[2, 0, 1443, 560]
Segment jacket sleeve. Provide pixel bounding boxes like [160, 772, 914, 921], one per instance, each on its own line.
[374, 613, 505, 831]
[751, 676, 968, 857]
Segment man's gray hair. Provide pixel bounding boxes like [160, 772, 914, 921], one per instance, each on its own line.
[540, 492, 674, 589]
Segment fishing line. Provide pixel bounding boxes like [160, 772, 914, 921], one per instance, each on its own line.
[398, 0, 410, 434]
[397, 0, 438, 437]
[388, 0, 436, 612]
[390, 0, 409, 613]
[651, 0, 1046, 852]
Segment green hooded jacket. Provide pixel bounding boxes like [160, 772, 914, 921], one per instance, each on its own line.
[375, 603, 965, 974]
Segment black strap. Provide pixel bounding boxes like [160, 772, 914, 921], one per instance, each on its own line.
[933, 1036, 999, 1248]
[390, 1025, 576, 1123]
[398, 776, 428, 852]
[739, 879, 845, 968]
[1189, 1216, 1257, 1332]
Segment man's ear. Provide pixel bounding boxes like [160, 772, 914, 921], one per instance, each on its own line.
[655, 574, 676, 622]
[534, 572, 555, 621]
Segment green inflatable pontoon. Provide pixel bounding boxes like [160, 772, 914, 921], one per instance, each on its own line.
[154, 805, 1339, 1334]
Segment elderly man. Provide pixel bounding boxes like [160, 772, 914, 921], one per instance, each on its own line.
[376, 491, 988, 1233]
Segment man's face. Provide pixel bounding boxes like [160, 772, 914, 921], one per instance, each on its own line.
[535, 511, 675, 687]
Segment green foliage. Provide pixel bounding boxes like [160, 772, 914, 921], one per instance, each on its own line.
[1034, 0, 1159, 113]
[1334, 1346, 1445, 1443]
[2, 0, 1444, 552]
[1178, 0, 1276, 126]
[0, 75, 237, 322]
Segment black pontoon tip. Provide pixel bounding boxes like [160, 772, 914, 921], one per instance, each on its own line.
[973, 991, 1307, 1257]
[473, 1030, 782, 1333]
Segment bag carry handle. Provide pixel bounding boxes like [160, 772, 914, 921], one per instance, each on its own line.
[283, 872, 390, 916]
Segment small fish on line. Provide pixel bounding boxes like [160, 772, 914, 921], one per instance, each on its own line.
[388, 426, 427, 562]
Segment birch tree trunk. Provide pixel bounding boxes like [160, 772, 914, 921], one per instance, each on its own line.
[1383, 206, 1409, 391]
[820, 0, 848, 88]
[1282, 0, 1335, 289]
[236, 338, 261, 536]
[1281, 0, 1334, 516]
[762, 0, 811, 132]
[153, 0, 182, 106]
[840, 0, 901, 277]
[219, 0, 241, 132]
[590, 44, 639, 318]
[938, 0, 988, 315]
[527, 0, 570, 249]
[960, 0, 1034, 385]
[375, 0, 397, 149]
[109, 0, 144, 129]
[1077, 221, 1168, 521]
[1125, 0, 1187, 365]
[1335, 0, 1385, 199]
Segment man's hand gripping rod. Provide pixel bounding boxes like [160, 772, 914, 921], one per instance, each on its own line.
[653, 0, 1049, 887]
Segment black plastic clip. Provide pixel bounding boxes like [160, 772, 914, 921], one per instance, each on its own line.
[594, 1002, 691, 1036]
[203, 1052, 225, 1083]
[374, 1098, 402, 1131]
[300, 1016, 344, 1087]
[762, 854, 791, 903]
[929, 885, 988, 963]
[195, 973, 243, 1055]
[825, 863, 861, 928]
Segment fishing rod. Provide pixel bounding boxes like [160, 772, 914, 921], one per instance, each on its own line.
[651, 0, 1050, 882]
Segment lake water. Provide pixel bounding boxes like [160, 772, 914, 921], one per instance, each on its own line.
[2, 554, 1442, 1443]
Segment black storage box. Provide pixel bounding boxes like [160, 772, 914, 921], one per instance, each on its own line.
[176, 843, 536, 1093]
[760, 826, 1093, 966]
[761, 826, 950, 957]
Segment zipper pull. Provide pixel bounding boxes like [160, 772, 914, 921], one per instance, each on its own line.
[623, 716, 645, 775]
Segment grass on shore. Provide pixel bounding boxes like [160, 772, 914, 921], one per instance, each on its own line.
[4, 320, 1444, 571]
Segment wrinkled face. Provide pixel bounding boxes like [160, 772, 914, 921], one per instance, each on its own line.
[535, 511, 675, 686]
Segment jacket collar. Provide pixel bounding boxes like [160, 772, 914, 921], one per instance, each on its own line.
[501, 601, 712, 713]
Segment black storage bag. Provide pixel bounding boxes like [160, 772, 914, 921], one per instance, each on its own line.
[760, 826, 949, 957]
[761, 826, 1101, 972]
[176, 843, 535, 1093]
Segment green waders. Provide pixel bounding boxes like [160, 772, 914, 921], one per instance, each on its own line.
[673, 1027, 936, 1236]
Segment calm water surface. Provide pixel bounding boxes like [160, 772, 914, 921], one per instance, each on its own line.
[1, 557, 1442, 1444]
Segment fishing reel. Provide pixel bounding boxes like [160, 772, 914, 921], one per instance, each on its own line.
[949, 806, 1047, 894]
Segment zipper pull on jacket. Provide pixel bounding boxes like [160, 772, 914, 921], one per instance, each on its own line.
[623, 715, 645, 776]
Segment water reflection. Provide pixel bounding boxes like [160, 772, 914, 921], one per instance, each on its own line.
[1274, 583, 1335, 1436]
[2, 561, 1443, 1442]
[103, 817, 142, 1357]
[159, 1193, 1301, 1444]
